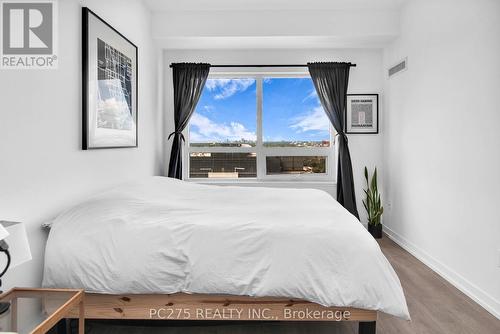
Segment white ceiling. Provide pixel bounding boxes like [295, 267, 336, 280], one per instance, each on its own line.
[147, 0, 406, 49]
[144, 0, 408, 12]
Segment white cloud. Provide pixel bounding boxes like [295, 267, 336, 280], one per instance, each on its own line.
[200, 105, 214, 113]
[205, 78, 254, 100]
[302, 89, 318, 102]
[189, 130, 207, 142]
[264, 135, 285, 142]
[290, 106, 330, 133]
[190, 113, 256, 142]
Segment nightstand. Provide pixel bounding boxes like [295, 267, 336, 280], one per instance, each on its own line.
[0, 288, 84, 334]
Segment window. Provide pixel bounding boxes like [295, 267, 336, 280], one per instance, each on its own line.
[266, 156, 326, 175]
[186, 75, 335, 181]
[263, 78, 330, 148]
[190, 152, 257, 178]
[189, 79, 257, 147]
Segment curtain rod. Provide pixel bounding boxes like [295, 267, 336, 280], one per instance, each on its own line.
[169, 63, 356, 68]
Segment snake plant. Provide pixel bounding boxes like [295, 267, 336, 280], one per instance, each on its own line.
[362, 167, 384, 226]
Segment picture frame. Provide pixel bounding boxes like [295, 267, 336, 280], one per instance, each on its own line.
[82, 7, 138, 149]
[345, 94, 379, 134]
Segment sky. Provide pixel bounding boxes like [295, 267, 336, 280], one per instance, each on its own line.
[189, 77, 330, 143]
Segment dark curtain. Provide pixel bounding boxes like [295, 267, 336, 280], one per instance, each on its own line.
[307, 62, 359, 219]
[168, 63, 210, 179]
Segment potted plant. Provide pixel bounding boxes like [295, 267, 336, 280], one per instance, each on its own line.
[363, 167, 384, 239]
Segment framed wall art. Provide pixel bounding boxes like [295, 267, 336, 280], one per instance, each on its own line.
[82, 7, 138, 149]
[345, 94, 378, 134]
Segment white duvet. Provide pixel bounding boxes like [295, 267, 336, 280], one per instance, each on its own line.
[43, 177, 409, 319]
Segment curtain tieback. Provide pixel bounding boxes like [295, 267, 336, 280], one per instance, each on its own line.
[336, 132, 348, 144]
[168, 131, 185, 142]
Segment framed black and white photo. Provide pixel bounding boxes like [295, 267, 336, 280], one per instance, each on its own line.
[345, 94, 379, 134]
[82, 8, 138, 149]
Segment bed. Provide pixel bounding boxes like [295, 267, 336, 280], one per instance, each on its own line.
[42, 177, 409, 333]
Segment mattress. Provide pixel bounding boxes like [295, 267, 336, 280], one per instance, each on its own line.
[42, 177, 410, 319]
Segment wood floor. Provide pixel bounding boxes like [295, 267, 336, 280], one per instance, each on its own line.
[85, 236, 500, 334]
[374, 236, 500, 334]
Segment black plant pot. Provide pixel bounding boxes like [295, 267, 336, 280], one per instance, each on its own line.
[368, 224, 383, 239]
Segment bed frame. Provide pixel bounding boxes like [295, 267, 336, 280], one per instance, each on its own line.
[63, 293, 377, 334]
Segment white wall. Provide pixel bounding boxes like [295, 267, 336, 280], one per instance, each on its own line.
[163, 49, 385, 225]
[0, 0, 161, 290]
[383, 0, 500, 318]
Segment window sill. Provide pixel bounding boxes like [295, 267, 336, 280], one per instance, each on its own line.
[185, 179, 336, 185]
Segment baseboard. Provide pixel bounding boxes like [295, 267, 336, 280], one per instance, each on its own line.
[383, 225, 500, 320]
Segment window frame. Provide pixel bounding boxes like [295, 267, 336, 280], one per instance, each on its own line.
[183, 72, 337, 182]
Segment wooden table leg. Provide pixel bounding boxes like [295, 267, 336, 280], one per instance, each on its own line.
[78, 300, 84, 334]
[11, 298, 17, 332]
[359, 321, 376, 334]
